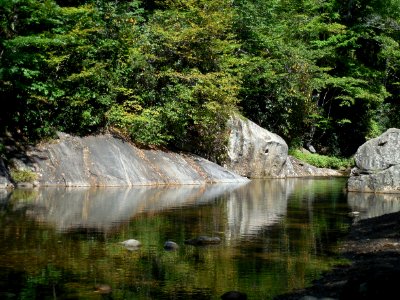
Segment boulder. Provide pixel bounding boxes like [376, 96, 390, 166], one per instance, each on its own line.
[224, 115, 343, 178]
[225, 116, 289, 178]
[348, 128, 400, 193]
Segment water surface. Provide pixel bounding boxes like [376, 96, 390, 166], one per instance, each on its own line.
[0, 178, 376, 299]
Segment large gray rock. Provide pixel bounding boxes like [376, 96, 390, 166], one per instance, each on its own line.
[224, 115, 343, 178]
[225, 116, 289, 178]
[27, 133, 248, 187]
[348, 128, 400, 193]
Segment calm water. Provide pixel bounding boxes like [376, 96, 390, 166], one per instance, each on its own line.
[1, 178, 398, 300]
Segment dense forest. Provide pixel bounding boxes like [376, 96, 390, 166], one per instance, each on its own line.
[1, 0, 400, 160]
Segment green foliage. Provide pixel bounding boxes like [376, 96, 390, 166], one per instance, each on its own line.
[289, 149, 354, 170]
[1, 0, 400, 158]
[10, 169, 38, 183]
[112, 0, 241, 158]
[1, 0, 145, 139]
[234, 0, 400, 156]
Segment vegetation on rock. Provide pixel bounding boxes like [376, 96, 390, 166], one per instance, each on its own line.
[10, 169, 37, 183]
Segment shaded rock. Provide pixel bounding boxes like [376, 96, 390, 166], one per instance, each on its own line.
[221, 291, 247, 300]
[184, 236, 221, 246]
[274, 211, 400, 300]
[348, 128, 400, 193]
[0, 159, 13, 189]
[164, 241, 179, 251]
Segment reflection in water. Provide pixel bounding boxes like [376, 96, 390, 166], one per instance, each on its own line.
[11, 183, 248, 232]
[0, 178, 350, 300]
[9, 179, 325, 239]
[10, 180, 295, 239]
[226, 180, 293, 240]
[348, 192, 400, 220]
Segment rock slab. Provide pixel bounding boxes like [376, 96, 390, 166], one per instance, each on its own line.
[27, 133, 248, 187]
[348, 128, 400, 193]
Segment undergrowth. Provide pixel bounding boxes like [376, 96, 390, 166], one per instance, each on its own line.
[289, 149, 354, 170]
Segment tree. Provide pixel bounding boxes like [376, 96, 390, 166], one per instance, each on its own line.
[107, 0, 240, 160]
[0, 0, 144, 140]
[234, 0, 400, 156]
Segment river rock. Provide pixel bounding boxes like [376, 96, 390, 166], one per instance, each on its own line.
[221, 291, 247, 299]
[348, 128, 400, 193]
[120, 239, 141, 250]
[184, 236, 221, 246]
[164, 241, 179, 251]
[21, 132, 248, 187]
[225, 115, 289, 178]
[224, 115, 343, 178]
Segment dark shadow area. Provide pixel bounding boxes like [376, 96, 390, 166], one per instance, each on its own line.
[275, 211, 400, 299]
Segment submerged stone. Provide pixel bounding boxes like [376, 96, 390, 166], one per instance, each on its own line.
[164, 241, 179, 251]
[184, 236, 221, 246]
[120, 239, 141, 250]
[221, 291, 247, 300]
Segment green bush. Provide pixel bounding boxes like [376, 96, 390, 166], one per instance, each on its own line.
[289, 149, 354, 170]
[10, 169, 38, 183]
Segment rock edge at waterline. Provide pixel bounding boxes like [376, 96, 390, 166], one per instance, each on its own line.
[348, 128, 400, 193]
[2, 132, 248, 188]
[224, 115, 344, 178]
[1, 117, 345, 189]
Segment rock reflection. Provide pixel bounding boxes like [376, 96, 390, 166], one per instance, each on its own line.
[225, 179, 294, 240]
[9, 179, 339, 238]
[10, 183, 248, 232]
[348, 192, 400, 220]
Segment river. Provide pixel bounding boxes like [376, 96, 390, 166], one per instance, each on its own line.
[1, 178, 399, 299]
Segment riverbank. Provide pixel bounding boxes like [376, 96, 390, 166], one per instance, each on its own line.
[275, 210, 400, 300]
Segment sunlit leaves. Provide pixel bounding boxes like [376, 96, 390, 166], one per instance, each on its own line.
[1, 0, 400, 157]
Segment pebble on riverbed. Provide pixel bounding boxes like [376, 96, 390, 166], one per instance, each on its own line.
[184, 236, 222, 246]
[120, 239, 141, 250]
[164, 241, 179, 251]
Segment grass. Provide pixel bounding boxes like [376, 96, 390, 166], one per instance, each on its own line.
[10, 169, 38, 183]
[289, 149, 354, 170]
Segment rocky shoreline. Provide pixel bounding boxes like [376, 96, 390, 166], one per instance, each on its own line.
[274, 211, 400, 300]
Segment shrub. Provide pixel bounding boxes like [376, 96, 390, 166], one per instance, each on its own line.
[289, 149, 354, 170]
[10, 169, 38, 183]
